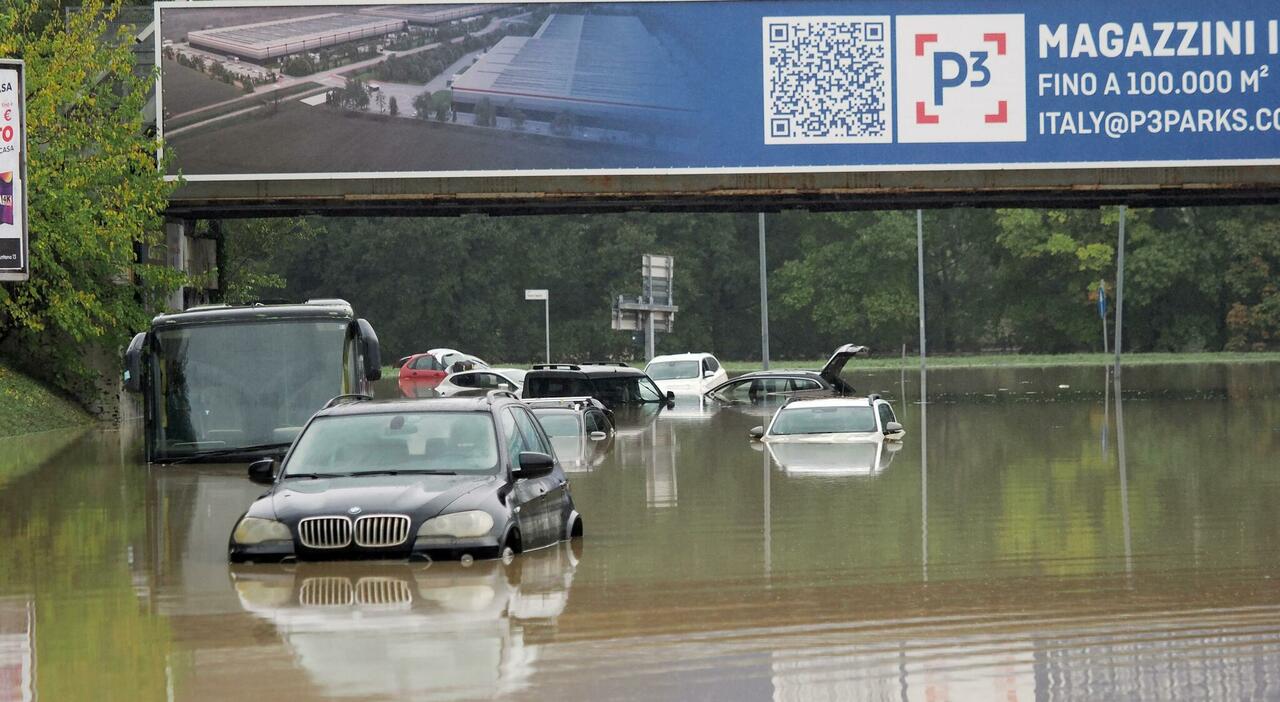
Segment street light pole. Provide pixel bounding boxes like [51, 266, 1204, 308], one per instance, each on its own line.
[544, 296, 550, 365]
[758, 213, 770, 370]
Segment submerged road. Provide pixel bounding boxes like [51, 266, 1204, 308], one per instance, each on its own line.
[3, 362, 1279, 700]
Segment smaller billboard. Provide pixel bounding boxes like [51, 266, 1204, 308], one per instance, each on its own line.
[0, 60, 27, 283]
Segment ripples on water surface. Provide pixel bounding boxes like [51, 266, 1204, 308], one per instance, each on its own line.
[0, 362, 1277, 701]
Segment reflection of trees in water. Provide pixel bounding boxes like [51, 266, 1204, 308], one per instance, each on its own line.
[0, 432, 173, 700]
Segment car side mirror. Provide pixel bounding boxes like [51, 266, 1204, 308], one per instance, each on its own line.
[703, 370, 714, 378]
[749, 425, 765, 440]
[514, 451, 554, 480]
[356, 318, 382, 381]
[589, 431, 607, 441]
[123, 332, 146, 393]
[884, 421, 904, 435]
[248, 458, 277, 485]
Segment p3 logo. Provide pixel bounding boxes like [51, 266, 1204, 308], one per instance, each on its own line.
[896, 15, 1027, 143]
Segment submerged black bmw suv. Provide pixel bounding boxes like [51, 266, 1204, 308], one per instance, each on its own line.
[522, 363, 672, 408]
[228, 392, 582, 563]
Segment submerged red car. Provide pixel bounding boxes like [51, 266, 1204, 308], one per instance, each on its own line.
[398, 349, 488, 393]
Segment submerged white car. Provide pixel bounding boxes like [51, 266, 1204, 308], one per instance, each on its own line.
[434, 368, 526, 397]
[644, 352, 729, 395]
[749, 396, 904, 442]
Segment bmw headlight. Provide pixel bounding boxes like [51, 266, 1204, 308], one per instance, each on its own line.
[232, 517, 292, 545]
[417, 511, 494, 539]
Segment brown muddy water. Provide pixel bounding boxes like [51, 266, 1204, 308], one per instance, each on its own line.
[1, 363, 1278, 701]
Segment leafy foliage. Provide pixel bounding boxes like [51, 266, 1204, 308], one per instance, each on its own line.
[0, 0, 181, 395]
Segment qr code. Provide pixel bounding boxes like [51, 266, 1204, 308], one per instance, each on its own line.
[764, 17, 893, 144]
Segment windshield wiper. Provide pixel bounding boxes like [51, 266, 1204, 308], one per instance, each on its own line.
[281, 472, 325, 480]
[347, 469, 457, 477]
[163, 442, 290, 465]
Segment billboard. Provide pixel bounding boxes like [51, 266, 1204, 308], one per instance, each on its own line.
[0, 60, 27, 282]
[155, 1, 1280, 211]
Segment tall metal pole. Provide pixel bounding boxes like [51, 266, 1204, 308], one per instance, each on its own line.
[917, 210, 927, 369]
[1114, 206, 1126, 370]
[758, 213, 770, 370]
[544, 297, 550, 365]
[645, 311, 655, 363]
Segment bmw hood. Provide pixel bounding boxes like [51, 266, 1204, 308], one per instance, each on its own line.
[270, 475, 494, 522]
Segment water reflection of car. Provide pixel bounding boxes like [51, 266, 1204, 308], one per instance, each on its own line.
[705, 344, 869, 404]
[398, 348, 489, 387]
[230, 541, 579, 700]
[522, 363, 674, 408]
[644, 352, 729, 396]
[228, 393, 583, 563]
[749, 397, 904, 442]
[764, 439, 901, 476]
[435, 368, 527, 397]
[525, 397, 615, 472]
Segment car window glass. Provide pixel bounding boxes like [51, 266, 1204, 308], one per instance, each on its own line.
[705, 357, 720, 372]
[790, 378, 821, 391]
[501, 408, 531, 459]
[411, 356, 440, 370]
[452, 373, 475, 387]
[646, 361, 699, 380]
[533, 411, 580, 438]
[474, 373, 498, 388]
[513, 408, 552, 454]
[771, 406, 878, 435]
[525, 375, 592, 398]
[584, 411, 601, 432]
[878, 403, 896, 426]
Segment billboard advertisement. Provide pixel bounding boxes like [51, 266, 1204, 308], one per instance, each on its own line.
[156, 1, 1280, 187]
[0, 60, 26, 282]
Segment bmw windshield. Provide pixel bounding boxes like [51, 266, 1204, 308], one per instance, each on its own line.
[284, 412, 500, 476]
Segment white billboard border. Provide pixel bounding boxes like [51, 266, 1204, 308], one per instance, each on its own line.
[153, 0, 1280, 184]
[0, 58, 28, 283]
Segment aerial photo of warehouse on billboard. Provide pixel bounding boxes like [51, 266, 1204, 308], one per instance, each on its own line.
[358, 4, 492, 25]
[450, 13, 692, 127]
[186, 13, 407, 61]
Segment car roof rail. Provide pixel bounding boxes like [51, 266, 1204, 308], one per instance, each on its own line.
[323, 393, 372, 409]
[868, 393, 881, 401]
[485, 389, 521, 404]
[581, 361, 630, 367]
[531, 363, 581, 371]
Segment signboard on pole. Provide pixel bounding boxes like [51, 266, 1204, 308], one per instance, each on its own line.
[0, 60, 27, 282]
[524, 289, 548, 301]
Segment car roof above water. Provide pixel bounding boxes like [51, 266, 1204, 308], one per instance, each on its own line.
[316, 395, 516, 418]
[781, 397, 875, 409]
[527, 363, 645, 377]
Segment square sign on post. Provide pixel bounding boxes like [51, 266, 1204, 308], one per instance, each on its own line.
[0, 59, 27, 282]
[524, 289, 548, 301]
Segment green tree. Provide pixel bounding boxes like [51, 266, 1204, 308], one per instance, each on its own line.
[388, 95, 399, 117]
[0, 0, 182, 397]
[217, 218, 321, 304]
[474, 97, 496, 127]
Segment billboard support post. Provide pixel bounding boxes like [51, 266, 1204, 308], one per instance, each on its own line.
[0, 59, 28, 283]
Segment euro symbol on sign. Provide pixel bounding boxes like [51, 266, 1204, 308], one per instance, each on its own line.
[2, 109, 9, 121]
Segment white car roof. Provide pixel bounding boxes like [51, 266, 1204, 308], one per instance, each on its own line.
[779, 397, 875, 409]
[647, 352, 715, 364]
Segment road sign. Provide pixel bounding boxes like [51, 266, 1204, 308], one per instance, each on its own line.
[0, 59, 27, 282]
[524, 289, 548, 301]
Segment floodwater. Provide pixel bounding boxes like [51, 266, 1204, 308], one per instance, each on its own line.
[2, 362, 1279, 701]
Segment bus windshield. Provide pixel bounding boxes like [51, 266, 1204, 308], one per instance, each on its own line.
[150, 320, 351, 459]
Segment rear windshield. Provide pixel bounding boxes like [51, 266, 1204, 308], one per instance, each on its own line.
[284, 412, 499, 475]
[533, 411, 581, 437]
[524, 375, 594, 398]
[770, 406, 877, 435]
[646, 361, 700, 380]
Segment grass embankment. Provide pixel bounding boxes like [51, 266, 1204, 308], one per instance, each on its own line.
[0, 361, 92, 438]
[388, 351, 1280, 376]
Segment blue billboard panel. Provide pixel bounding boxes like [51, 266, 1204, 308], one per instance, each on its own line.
[156, 1, 1280, 180]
